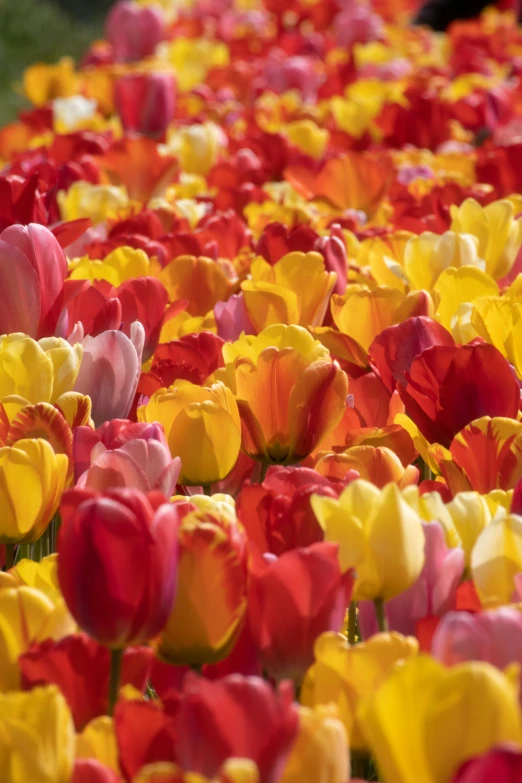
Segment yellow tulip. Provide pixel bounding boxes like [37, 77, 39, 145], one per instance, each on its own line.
[450, 197, 522, 279]
[358, 656, 522, 783]
[0, 586, 74, 691]
[301, 631, 418, 749]
[404, 230, 484, 291]
[330, 285, 404, 353]
[8, 554, 63, 604]
[69, 246, 151, 287]
[471, 514, 522, 607]
[139, 381, 241, 485]
[285, 120, 329, 160]
[312, 480, 425, 601]
[364, 232, 411, 293]
[58, 181, 130, 225]
[280, 704, 349, 783]
[446, 492, 494, 568]
[76, 716, 119, 773]
[0, 439, 67, 545]
[242, 252, 337, 330]
[23, 57, 79, 106]
[168, 121, 226, 175]
[0, 685, 75, 782]
[37, 338, 83, 402]
[433, 266, 498, 332]
[401, 486, 461, 548]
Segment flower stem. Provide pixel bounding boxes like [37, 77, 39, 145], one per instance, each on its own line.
[107, 648, 124, 716]
[348, 600, 357, 645]
[258, 461, 269, 483]
[4, 545, 15, 571]
[201, 483, 212, 496]
[373, 597, 389, 633]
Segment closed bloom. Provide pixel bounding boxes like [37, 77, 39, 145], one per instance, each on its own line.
[155, 501, 248, 666]
[301, 631, 418, 749]
[115, 72, 176, 137]
[223, 325, 348, 465]
[0, 685, 75, 783]
[58, 488, 179, 647]
[248, 543, 354, 682]
[453, 747, 522, 783]
[404, 230, 485, 291]
[139, 381, 241, 485]
[0, 438, 68, 545]
[471, 514, 522, 607]
[358, 657, 522, 783]
[241, 252, 337, 331]
[106, 0, 166, 63]
[279, 704, 349, 783]
[312, 480, 425, 601]
[175, 673, 299, 783]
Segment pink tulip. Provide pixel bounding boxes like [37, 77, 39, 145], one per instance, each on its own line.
[432, 607, 522, 671]
[106, 1, 166, 63]
[76, 438, 181, 496]
[214, 293, 256, 341]
[115, 72, 176, 137]
[358, 521, 465, 639]
[73, 322, 144, 427]
[333, 5, 383, 48]
[0, 223, 68, 338]
[262, 56, 320, 102]
[453, 746, 522, 783]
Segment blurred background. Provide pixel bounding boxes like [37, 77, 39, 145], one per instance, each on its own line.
[0, 0, 114, 125]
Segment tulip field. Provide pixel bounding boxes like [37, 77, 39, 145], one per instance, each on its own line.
[5, 0, 522, 780]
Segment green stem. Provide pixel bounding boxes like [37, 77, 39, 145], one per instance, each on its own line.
[374, 597, 389, 633]
[4, 545, 15, 571]
[258, 461, 269, 484]
[201, 484, 212, 496]
[107, 648, 124, 716]
[348, 600, 357, 645]
[421, 459, 432, 483]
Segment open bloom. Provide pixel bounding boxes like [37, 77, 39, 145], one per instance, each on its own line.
[58, 488, 179, 647]
[223, 325, 348, 465]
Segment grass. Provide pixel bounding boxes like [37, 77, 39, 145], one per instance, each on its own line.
[0, 0, 104, 125]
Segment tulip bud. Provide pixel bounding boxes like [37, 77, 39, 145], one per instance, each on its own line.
[115, 72, 176, 138]
[472, 514, 522, 607]
[280, 704, 349, 783]
[106, 1, 166, 63]
[58, 488, 179, 647]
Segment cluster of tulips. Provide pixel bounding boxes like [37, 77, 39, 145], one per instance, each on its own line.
[5, 0, 522, 780]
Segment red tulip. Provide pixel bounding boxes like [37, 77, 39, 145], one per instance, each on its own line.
[369, 316, 455, 394]
[453, 747, 522, 783]
[72, 759, 121, 783]
[20, 634, 152, 729]
[138, 332, 225, 396]
[115, 72, 176, 138]
[106, 1, 166, 63]
[58, 488, 179, 647]
[115, 699, 178, 781]
[248, 543, 354, 681]
[175, 673, 299, 783]
[0, 223, 68, 338]
[237, 466, 341, 556]
[399, 343, 521, 447]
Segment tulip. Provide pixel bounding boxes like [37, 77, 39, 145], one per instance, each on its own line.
[358, 657, 522, 783]
[248, 543, 354, 682]
[139, 380, 241, 486]
[73, 322, 144, 427]
[223, 325, 348, 465]
[20, 634, 153, 730]
[399, 343, 520, 447]
[453, 747, 522, 783]
[132, 761, 260, 782]
[0, 438, 68, 547]
[106, 1, 166, 63]
[75, 714, 119, 773]
[358, 521, 465, 643]
[57, 488, 179, 648]
[471, 514, 522, 607]
[0, 585, 74, 691]
[450, 198, 522, 280]
[115, 72, 176, 138]
[433, 266, 499, 333]
[446, 492, 494, 568]
[167, 122, 227, 176]
[237, 465, 342, 556]
[312, 480, 425, 602]
[72, 759, 121, 783]
[214, 293, 256, 342]
[314, 445, 419, 488]
[155, 501, 248, 666]
[114, 700, 177, 779]
[404, 230, 485, 291]
[23, 56, 78, 106]
[0, 685, 75, 782]
[175, 673, 299, 783]
[301, 631, 418, 749]
[280, 705, 349, 783]
[159, 255, 234, 317]
[0, 224, 68, 338]
[241, 252, 337, 331]
[138, 332, 225, 395]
